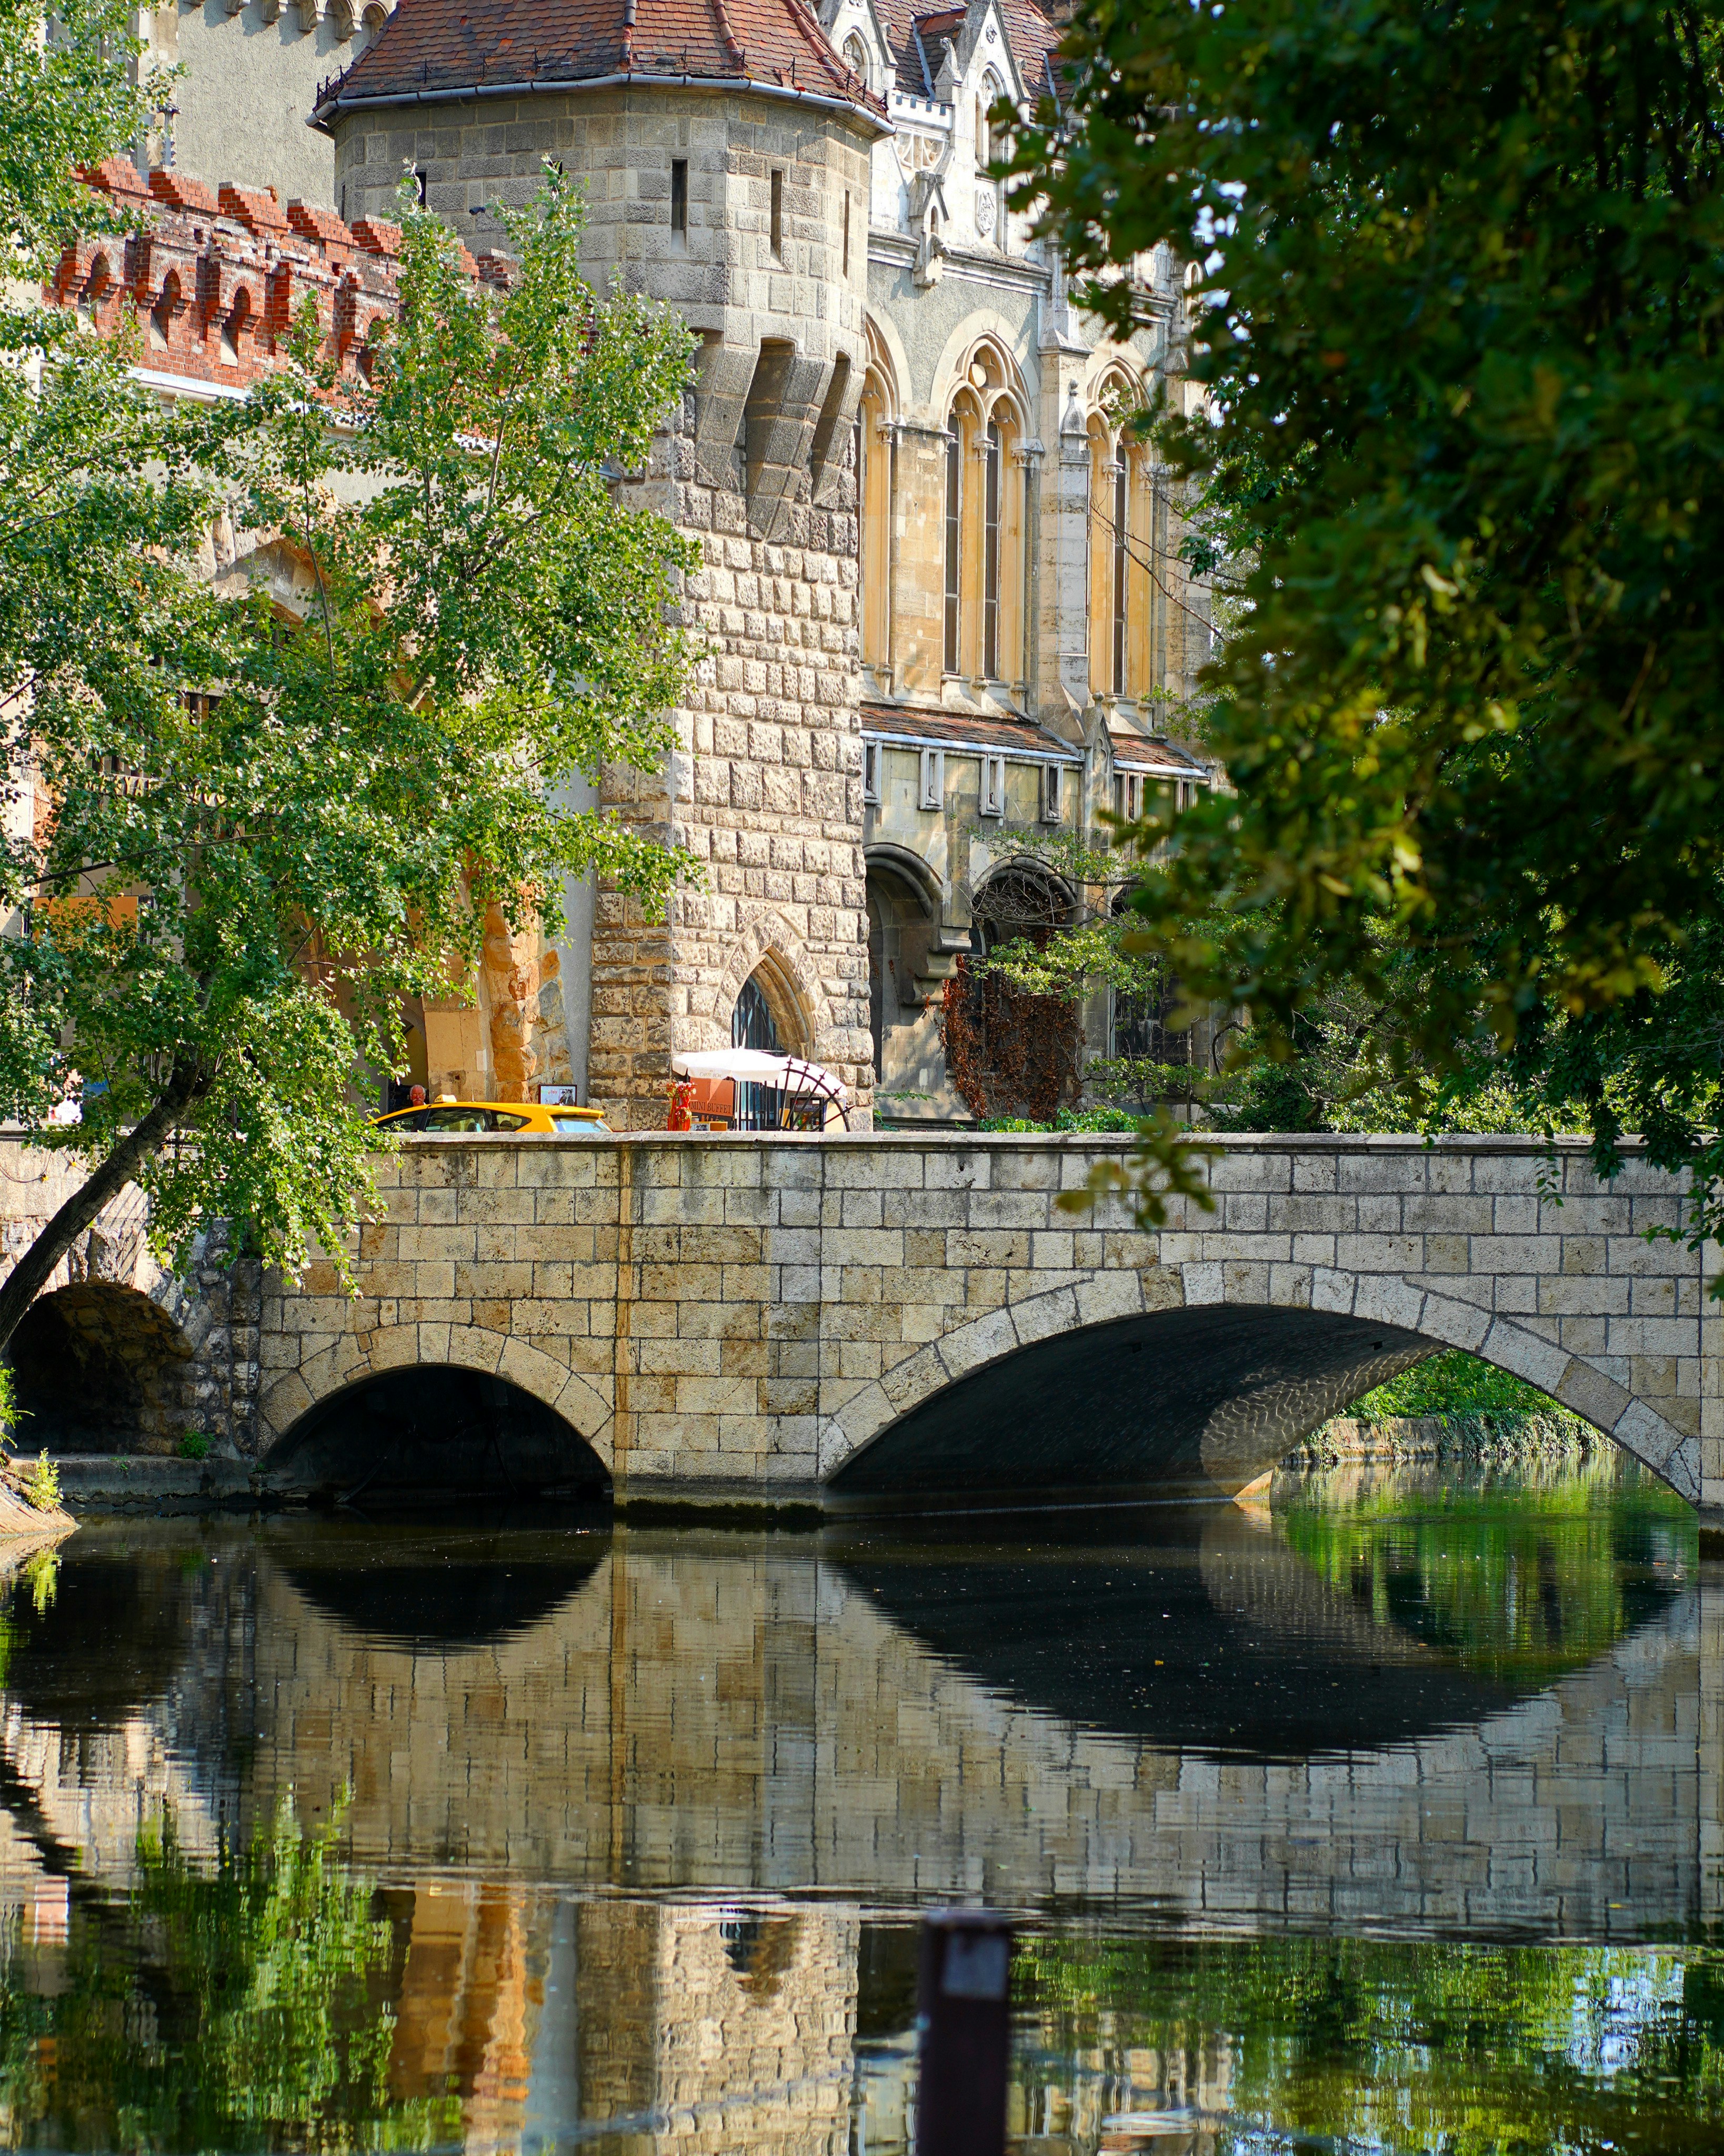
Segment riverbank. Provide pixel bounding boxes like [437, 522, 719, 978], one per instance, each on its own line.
[1289, 1411, 1591, 1469]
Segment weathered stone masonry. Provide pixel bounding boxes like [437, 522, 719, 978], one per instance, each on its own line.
[5, 1132, 1716, 1506]
[245, 1133, 1722, 1514]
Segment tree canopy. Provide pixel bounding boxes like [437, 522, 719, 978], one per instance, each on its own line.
[0, 146, 696, 1346]
[1008, 0, 1724, 1256]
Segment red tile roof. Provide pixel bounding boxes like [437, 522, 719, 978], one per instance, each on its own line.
[1107, 728, 1208, 778]
[316, 0, 887, 124]
[863, 702, 1080, 757]
[871, 0, 1062, 107]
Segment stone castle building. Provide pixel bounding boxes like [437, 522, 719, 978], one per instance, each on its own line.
[78, 0, 1213, 1125]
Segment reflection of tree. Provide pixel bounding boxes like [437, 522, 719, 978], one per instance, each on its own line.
[1274, 1466, 1694, 1684]
[0, 1799, 459, 2152]
[1019, 1933, 1724, 2153]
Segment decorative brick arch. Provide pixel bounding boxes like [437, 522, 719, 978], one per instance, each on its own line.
[702, 911, 833, 1060]
[257, 1321, 615, 1471]
[818, 1254, 1700, 1501]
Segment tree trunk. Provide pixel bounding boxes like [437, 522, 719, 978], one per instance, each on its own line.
[0, 1066, 204, 1359]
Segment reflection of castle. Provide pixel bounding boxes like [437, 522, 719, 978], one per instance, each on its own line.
[70, 0, 1216, 1126]
[386, 1888, 857, 2155]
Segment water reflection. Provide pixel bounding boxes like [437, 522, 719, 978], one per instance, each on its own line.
[0, 1464, 1709, 2151]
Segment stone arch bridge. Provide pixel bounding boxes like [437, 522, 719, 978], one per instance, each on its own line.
[6, 1132, 1714, 1519]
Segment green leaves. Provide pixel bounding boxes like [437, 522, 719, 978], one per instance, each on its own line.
[0, 168, 698, 1312]
[1011, 0, 1724, 1262]
[0, 0, 162, 266]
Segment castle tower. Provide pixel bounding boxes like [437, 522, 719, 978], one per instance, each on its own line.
[317, 2, 887, 1125]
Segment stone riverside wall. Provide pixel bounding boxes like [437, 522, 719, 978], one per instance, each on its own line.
[253, 1132, 1722, 1515]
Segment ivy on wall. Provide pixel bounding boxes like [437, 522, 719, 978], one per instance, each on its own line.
[940, 959, 1082, 1124]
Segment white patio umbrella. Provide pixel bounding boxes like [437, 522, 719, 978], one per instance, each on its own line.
[670, 1049, 851, 1128]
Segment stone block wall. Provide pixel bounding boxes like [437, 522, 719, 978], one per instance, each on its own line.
[253, 1133, 1720, 1515]
[333, 88, 879, 1127]
[0, 1140, 259, 1455]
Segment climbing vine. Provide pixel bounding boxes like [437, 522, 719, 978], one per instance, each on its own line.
[940, 959, 1083, 1123]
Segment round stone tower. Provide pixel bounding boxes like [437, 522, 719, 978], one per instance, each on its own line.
[316, 0, 887, 1124]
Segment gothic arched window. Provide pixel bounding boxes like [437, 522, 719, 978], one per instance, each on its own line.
[943, 424, 962, 675]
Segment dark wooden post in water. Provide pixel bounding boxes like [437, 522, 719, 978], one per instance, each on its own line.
[914, 1911, 1014, 2156]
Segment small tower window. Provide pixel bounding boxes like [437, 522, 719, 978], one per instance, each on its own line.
[670, 158, 687, 238]
[919, 748, 945, 811]
[843, 191, 851, 277]
[981, 754, 1006, 818]
[862, 741, 881, 804]
[770, 169, 784, 257]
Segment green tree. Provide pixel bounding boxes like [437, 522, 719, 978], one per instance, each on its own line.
[0, 1798, 458, 2150]
[1009, 0, 1724, 1258]
[0, 0, 164, 258]
[0, 168, 697, 1352]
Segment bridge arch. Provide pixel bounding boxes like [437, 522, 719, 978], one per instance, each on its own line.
[258, 1323, 614, 1500]
[9, 1281, 196, 1452]
[821, 1264, 1699, 1505]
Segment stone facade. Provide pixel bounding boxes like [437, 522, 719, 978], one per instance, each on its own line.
[80, 0, 1216, 1130]
[0, 1146, 259, 1454]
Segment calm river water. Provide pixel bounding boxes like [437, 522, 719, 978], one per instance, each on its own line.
[0, 1459, 1713, 2153]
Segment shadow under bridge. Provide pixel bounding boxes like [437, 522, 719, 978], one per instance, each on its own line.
[828, 1303, 1436, 1506]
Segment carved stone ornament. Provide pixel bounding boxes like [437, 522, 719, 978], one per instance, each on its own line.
[975, 186, 996, 237]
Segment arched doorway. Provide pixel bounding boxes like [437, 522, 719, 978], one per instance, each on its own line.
[944, 864, 1080, 1121]
[730, 959, 813, 1130]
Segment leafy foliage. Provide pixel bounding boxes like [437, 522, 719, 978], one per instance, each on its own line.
[18, 1453, 60, 1513]
[1008, 0, 1724, 1266]
[1353, 1349, 1581, 1423]
[0, 171, 697, 1338]
[1017, 1930, 1724, 2153]
[940, 958, 1082, 1122]
[0, 1798, 457, 2151]
[0, 0, 164, 266]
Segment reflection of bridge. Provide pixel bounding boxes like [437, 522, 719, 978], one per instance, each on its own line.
[0, 1520, 1717, 2151]
[5, 1132, 1719, 1516]
[0, 1519, 1716, 1934]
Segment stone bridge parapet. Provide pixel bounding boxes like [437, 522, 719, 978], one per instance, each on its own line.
[248, 1133, 1722, 1518]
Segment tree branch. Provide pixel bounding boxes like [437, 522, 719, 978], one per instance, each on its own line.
[0, 1060, 207, 1357]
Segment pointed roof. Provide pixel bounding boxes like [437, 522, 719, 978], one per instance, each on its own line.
[866, 0, 1060, 108]
[314, 0, 889, 128]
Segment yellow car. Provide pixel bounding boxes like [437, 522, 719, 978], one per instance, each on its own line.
[373, 1097, 612, 1136]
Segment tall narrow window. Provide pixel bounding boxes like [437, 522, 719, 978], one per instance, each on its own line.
[843, 191, 851, 276]
[943, 427, 961, 674]
[982, 420, 1001, 680]
[770, 169, 784, 257]
[1111, 460, 1128, 696]
[855, 408, 865, 613]
[670, 158, 687, 238]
